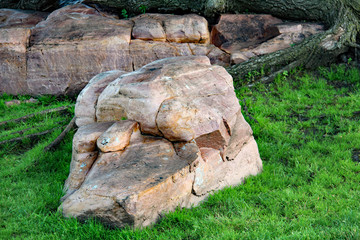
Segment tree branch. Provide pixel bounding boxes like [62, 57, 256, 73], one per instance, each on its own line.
[0, 105, 73, 127]
[0, 126, 62, 146]
[44, 117, 76, 152]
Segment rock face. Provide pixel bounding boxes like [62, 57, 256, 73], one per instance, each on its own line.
[0, 4, 324, 96]
[0, 5, 229, 96]
[0, 9, 47, 95]
[61, 56, 263, 228]
[27, 4, 134, 96]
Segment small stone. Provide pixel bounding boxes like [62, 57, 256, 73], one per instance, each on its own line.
[97, 121, 138, 152]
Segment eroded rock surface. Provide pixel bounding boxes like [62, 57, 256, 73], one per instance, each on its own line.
[61, 56, 263, 228]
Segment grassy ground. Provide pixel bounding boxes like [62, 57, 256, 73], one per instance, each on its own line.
[1, 64, 359, 239]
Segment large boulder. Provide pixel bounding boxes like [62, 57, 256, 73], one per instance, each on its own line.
[60, 56, 262, 228]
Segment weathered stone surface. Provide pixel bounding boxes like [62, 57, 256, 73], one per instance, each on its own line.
[62, 133, 198, 228]
[131, 13, 209, 43]
[230, 51, 256, 65]
[26, 4, 133, 96]
[97, 121, 138, 152]
[3, 6, 319, 96]
[211, 14, 283, 53]
[0, 9, 46, 95]
[131, 14, 167, 41]
[164, 14, 210, 43]
[129, 40, 192, 70]
[96, 56, 234, 137]
[64, 122, 114, 196]
[61, 56, 262, 228]
[0, 28, 30, 95]
[276, 22, 324, 35]
[75, 70, 128, 127]
[157, 93, 239, 147]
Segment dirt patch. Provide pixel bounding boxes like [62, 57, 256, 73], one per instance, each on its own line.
[352, 149, 360, 163]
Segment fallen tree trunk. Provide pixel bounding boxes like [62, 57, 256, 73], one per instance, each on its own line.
[0, 105, 73, 127]
[0, 126, 63, 146]
[44, 116, 76, 152]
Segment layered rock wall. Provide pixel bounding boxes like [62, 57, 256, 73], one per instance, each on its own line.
[0, 4, 324, 96]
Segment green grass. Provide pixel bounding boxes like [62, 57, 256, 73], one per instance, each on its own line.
[1, 65, 360, 239]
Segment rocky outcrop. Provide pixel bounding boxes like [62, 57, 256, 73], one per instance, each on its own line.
[61, 56, 263, 228]
[0, 4, 324, 96]
[0, 5, 229, 96]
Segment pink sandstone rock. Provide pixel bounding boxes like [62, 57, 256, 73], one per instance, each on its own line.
[0, 9, 47, 95]
[131, 13, 210, 43]
[0, 28, 30, 95]
[60, 56, 262, 228]
[129, 40, 192, 70]
[1, 5, 320, 96]
[95, 56, 234, 136]
[131, 14, 167, 41]
[164, 14, 210, 43]
[130, 40, 230, 69]
[63, 122, 114, 196]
